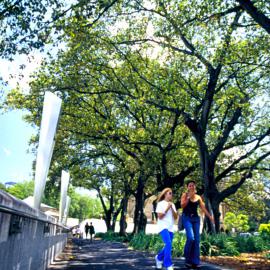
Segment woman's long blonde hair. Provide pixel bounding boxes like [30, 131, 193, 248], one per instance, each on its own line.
[157, 187, 172, 202]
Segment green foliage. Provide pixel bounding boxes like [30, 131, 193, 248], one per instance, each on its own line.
[223, 177, 267, 222]
[4, 0, 270, 235]
[98, 231, 185, 256]
[0, 0, 61, 58]
[259, 224, 270, 239]
[202, 233, 270, 255]
[265, 252, 270, 260]
[68, 188, 103, 220]
[129, 232, 154, 251]
[235, 235, 270, 253]
[172, 233, 186, 257]
[224, 212, 236, 232]
[4, 179, 103, 221]
[0, 1, 107, 59]
[95, 231, 133, 243]
[129, 232, 185, 256]
[96, 231, 270, 257]
[236, 214, 250, 233]
[7, 180, 34, 200]
[224, 212, 250, 232]
[201, 233, 240, 256]
[0, 183, 6, 191]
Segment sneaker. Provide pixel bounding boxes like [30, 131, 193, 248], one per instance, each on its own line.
[184, 263, 192, 268]
[167, 266, 174, 270]
[155, 255, 163, 269]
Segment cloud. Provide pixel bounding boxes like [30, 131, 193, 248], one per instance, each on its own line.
[3, 147, 12, 156]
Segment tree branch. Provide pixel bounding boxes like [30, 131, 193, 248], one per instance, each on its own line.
[215, 127, 270, 182]
[218, 150, 270, 202]
[236, 0, 270, 34]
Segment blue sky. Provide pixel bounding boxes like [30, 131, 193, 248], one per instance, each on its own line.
[0, 109, 36, 184]
[0, 104, 96, 197]
[0, 54, 95, 197]
[0, 53, 41, 185]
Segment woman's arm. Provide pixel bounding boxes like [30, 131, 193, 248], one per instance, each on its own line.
[181, 193, 189, 209]
[199, 196, 215, 223]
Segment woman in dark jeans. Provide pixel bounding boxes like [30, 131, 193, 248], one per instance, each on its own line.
[181, 181, 214, 269]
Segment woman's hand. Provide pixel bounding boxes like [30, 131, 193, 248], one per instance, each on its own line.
[187, 191, 196, 200]
[165, 202, 172, 213]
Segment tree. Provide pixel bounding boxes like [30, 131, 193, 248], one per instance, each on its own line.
[7, 180, 34, 199]
[6, 27, 198, 232]
[224, 212, 236, 232]
[89, 0, 270, 232]
[0, 183, 7, 191]
[5, 0, 270, 234]
[0, 0, 60, 58]
[222, 176, 267, 222]
[224, 212, 249, 232]
[235, 0, 270, 34]
[68, 188, 103, 221]
[0, 0, 121, 59]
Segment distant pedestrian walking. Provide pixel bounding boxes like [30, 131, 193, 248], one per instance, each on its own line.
[72, 227, 76, 237]
[76, 226, 82, 239]
[155, 188, 178, 270]
[85, 222, 90, 239]
[89, 222, 95, 242]
[181, 181, 215, 269]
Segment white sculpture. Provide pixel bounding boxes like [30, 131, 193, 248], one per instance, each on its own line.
[33, 92, 62, 209]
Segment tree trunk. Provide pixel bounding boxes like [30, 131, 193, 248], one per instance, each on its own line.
[133, 174, 146, 234]
[104, 211, 113, 231]
[96, 187, 114, 232]
[119, 196, 128, 236]
[212, 201, 221, 233]
[112, 200, 123, 232]
[195, 132, 218, 233]
[112, 215, 117, 232]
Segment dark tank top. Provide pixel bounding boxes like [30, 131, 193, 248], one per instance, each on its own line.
[183, 200, 199, 217]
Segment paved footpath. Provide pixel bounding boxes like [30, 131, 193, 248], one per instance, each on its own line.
[48, 239, 233, 270]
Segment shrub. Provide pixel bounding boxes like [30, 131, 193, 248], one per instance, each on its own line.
[129, 232, 152, 250]
[201, 233, 239, 256]
[96, 231, 270, 258]
[201, 239, 219, 256]
[265, 252, 270, 260]
[172, 232, 186, 257]
[147, 234, 164, 253]
[259, 224, 270, 237]
[95, 231, 132, 242]
[235, 235, 270, 253]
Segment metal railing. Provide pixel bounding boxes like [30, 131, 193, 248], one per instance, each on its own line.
[0, 203, 69, 229]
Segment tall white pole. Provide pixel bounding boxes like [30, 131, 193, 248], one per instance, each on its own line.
[33, 92, 62, 209]
[63, 196, 71, 225]
[59, 170, 70, 223]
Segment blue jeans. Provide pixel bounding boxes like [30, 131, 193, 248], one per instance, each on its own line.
[157, 229, 174, 267]
[182, 214, 200, 265]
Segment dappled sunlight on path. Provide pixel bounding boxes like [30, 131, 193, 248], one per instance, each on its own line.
[48, 239, 231, 270]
